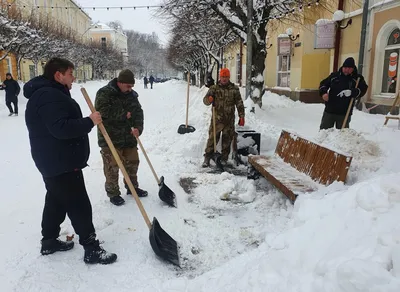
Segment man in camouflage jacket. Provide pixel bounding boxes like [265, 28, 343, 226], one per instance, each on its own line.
[95, 69, 147, 206]
[202, 68, 245, 167]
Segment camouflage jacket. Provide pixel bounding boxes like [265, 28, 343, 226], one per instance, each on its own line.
[95, 78, 144, 148]
[203, 81, 245, 123]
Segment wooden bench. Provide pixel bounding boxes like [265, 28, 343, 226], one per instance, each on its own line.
[248, 130, 353, 202]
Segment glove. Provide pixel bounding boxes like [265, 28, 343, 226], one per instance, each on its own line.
[208, 96, 214, 104]
[337, 89, 352, 98]
[238, 117, 245, 127]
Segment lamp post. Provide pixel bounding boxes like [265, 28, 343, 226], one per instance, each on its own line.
[285, 28, 300, 41]
[332, 8, 353, 72]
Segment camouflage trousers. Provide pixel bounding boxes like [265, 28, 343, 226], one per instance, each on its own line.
[204, 120, 235, 161]
[100, 147, 140, 198]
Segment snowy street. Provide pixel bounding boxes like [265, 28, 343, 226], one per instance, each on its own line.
[1, 79, 400, 291]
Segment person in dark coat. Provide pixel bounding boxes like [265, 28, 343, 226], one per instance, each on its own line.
[143, 76, 148, 89]
[0, 72, 20, 116]
[319, 57, 368, 129]
[149, 75, 155, 89]
[24, 57, 117, 265]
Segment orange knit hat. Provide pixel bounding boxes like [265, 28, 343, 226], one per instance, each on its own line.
[219, 68, 230, 78]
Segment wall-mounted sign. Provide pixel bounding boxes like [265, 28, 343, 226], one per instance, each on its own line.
[278, 38, 291, 55]
[314, 20, 336, 49]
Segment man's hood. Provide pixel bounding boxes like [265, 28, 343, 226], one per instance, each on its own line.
[23, 76, 68, 99]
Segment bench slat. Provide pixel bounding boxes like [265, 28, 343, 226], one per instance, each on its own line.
[249, 155, 319, 202]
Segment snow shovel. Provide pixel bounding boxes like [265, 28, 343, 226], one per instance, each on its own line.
[211, 105, 224, 171]
[134, 134, 177, 208]
[177, 72, 196, 134]
[341, 77, 360, 130]
[81, 87, 180, 267]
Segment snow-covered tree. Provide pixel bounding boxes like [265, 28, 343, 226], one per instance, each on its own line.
[160, 0, 334, 107]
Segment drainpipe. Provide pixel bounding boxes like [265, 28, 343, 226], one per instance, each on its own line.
[357, 0, 369, 75]
[333, 0, 344, 72]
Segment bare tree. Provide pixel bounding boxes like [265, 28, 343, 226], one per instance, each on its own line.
[160, 0, 334, 107]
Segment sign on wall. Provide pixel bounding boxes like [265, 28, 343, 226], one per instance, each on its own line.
[278, 38, 291, 55]
[314, 20, 336, 49]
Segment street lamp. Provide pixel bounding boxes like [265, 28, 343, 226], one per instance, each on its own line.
[332, 10, 352, 71]
[333, 10, 352, 29]
[286, 28, 300, 41]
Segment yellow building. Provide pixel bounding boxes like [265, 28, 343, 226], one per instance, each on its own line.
[4, 0, 92, 82]
[263, 1, 362, 103]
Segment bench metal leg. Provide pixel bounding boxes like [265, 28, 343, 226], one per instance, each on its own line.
[247, 165, 260, 180]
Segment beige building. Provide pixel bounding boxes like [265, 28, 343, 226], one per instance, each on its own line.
[89, 23, 128, 79]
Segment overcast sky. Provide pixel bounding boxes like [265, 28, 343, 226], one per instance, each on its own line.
[76, 0, 169, 45]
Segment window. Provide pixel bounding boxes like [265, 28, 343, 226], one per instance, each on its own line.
[6, 57, 12, 75]
[277, 37, 291, 87]
[381, 28, 400, 94]
[236, 53, 241, 85]
[101, 37, 107, 49]
[277, 55, 291, 87]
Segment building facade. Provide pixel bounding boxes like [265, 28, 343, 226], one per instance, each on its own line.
[364, 0, 400, 110]
[89, 23, 128, 79]
[1, 0, 92, 82]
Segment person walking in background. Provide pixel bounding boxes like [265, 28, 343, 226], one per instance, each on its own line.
[0, 72, 20, 116]
[95, 69, 148, 207]
[149, 75, 155, 89]
[202, 68, 245, 167]
[24, 57, 117, 265]
[144, 76, 148, 89]
[319, 57, 368, 130]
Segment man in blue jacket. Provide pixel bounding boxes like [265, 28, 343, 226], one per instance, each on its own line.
[0, 72, 20, 116]
[24, 57, 117, 265]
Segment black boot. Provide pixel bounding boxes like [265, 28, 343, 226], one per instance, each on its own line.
[110, 195, 125, 206]
[41, 238, 74, 255]
[127, 187, 148, 197]
[84, 240, 117, 265]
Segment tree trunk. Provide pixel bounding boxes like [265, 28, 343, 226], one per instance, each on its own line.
[17, 55, 23, 81]
[250, 27, 267, 108]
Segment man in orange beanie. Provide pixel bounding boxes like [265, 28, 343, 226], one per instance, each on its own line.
[202, 68, 245, 167]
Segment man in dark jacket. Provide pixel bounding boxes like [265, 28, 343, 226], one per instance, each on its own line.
[0, 72, 20, 116]
[202, 68, 245, 167]
[319, 57, 368, 129]
[149, 75, 155, 89]
[24, 57, 117, 265]
[95, 69, 147, 206]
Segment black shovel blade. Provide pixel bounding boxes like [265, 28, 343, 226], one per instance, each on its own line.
[158, 176, 177, 208]
[211, 151, 224, 171]
[177, 124, 196, 134]
[149, 217, 180, 267]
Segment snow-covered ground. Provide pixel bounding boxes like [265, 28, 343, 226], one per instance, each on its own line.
[1, 79, 400, 291]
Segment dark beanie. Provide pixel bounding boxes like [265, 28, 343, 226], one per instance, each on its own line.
[343, 57, 355, 68]
[117, 69, 135, 84]
[6, 72, 12, 77]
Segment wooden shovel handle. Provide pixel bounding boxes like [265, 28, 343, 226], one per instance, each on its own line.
[81, 87, 152, 229]
[213, 106, 217, 152]
[186, 72, 190, 128]
[341, 77, 360, 130]
[134, 134, 160, 185]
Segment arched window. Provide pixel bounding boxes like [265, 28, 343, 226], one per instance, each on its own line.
[381, 28, 400, 94]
